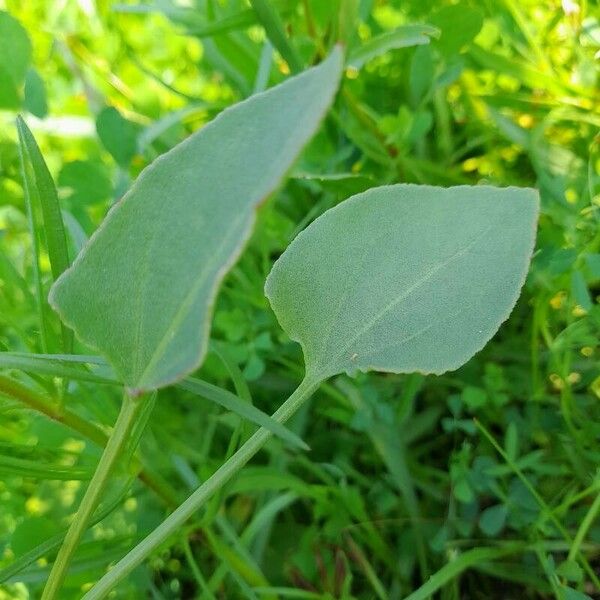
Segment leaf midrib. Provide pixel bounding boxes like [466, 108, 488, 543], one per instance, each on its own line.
[134, 210, 248, 389]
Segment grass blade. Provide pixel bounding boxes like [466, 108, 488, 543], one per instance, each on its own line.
[249, 0, 303, 73]
[0, 454, 92, 480]
[348, 25, 439, 70]
[178, 377, 309, 451]
[403, 546, 524, 600]
[0, 352, 116, 384]
[17, 118, 51, 353]
[16, 116, 72, 353]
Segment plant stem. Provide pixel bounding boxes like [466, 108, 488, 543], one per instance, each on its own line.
[0, 374, 107, 445]
[41, 392, 145, 600]
[567, 491, 600, 562]
[83, 377, 320, 600]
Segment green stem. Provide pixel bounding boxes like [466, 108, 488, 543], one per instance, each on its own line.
[567, 491, 600, 563]
[0, 375, 107, 446]
[41, 392, 145, 600]
[83, 377, 320, 600]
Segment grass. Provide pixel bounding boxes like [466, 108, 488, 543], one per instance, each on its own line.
[0, 0, 599, 598]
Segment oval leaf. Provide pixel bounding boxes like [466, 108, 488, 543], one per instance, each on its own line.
[265, 184, 538, 382]
[49, 48, 343, 392]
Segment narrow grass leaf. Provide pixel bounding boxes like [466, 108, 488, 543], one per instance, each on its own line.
[403, 546, 524, 600]
[0, 454, 91, 480]
[249, 0, 303, 73]
[178, 378, 308, 450]
[0, 352, 115, 384]
[348, 25, 439, 70]
[16, 116, 72, 353]
[49, 49, 343, 393]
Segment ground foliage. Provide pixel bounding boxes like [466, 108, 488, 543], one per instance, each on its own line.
[0, 0, 599, 598]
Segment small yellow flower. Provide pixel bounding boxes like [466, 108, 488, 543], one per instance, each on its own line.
[565, 188, 578, 204]
[25, 496, 48, 516]
[463, 157, 479, 172]
[517, 114, 534, 128]
[550, 291, 566, 310]
[549, 373, 564, 390]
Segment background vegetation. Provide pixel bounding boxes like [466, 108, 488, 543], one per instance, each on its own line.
[0, 0, 599, 598]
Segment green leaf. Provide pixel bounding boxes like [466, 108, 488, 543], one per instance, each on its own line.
[556, 560, 584, 583]
[0, 69, 21, 109]
[571, 269, 592, 311]
[265, 185, 538, 382]
[49, 49, 344, 392]
[402, 545, 523, 600]
[347, 25, 439, 70]
[96, 106, 139, 166]
[430, 4, 483, 56]
[249, 0, 303, 73]
[58, 159, 112, 206]
[479, 504, 508, 536]
[16, 117, 71, 284]
[560, 587, 593, 600]
[409, 45, 434, 107]
[0, 453, 92, 480]
[0, 352, 115, 385]
[16, 116, 73, 353]
[178, 377, 309, 450]
[295, 173, 374, 197]
[11, 518, 59, 557]
[586, 253, 600, 279]
[0, 11, 32, 109]
[24, 68, 48, 118]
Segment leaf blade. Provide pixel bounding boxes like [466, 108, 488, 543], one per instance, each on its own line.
[249, 0, 303, 73]
[265, 184, 538, 381]
[348, 25, 440, 70]
[16, 116, 73, 353]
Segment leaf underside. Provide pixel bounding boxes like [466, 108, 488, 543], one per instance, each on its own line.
[49, 48, 343, 392]
[265, 184, 539, 383]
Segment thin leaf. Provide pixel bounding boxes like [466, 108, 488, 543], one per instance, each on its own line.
[16, 116, 72, 353]
[179, 378, 308, 450]
[403, 546, 524, 600]
[0, 454, 91, 480]
[0, 352, 115, 385]
[17, 122, 50, 353]
[348, 25, 440, 70]
[265, 184, 538, 382]
[249, 0, 303, 73]
[49, 49, 344, 393]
